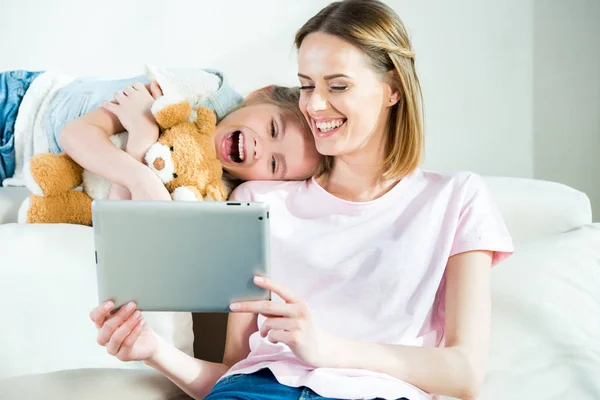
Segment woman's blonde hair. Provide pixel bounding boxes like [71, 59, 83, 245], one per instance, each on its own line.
[295, 0, 424, 180]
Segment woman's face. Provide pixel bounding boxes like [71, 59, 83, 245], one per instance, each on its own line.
[213, 103, 321, 181]
[297, 32, 397, 159]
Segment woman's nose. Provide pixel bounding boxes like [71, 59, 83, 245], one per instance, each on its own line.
[307, 91, 328, 114]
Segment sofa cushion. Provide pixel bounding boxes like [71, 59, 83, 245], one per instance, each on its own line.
[0, 223, 194, 379]
[0, 187, 29, 224]
[482, 223, 600, 399]
[0, 369, 188, 400]
[483, 176, 592, 243]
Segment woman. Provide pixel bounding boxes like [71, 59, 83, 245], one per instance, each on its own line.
[90, 1, 513, 399]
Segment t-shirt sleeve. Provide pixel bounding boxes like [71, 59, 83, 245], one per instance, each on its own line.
[450, 174, 514, 266]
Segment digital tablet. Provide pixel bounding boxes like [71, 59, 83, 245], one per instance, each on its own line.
[91, 200, 270, 312]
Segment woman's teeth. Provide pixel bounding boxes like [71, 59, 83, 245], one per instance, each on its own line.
[316, 119, 345, 132]
[238, 133, 245, 161]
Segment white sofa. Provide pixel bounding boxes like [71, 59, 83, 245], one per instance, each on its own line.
[0, 176, 598, 400]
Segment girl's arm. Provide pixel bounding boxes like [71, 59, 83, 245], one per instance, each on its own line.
[60, 82, 170, 201]
[144, 312, 257, 399]
[325, 250, 492, 400]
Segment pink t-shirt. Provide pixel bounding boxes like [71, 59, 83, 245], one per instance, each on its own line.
[223, 168, 514, 400]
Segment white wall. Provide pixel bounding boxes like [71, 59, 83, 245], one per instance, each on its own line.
[0, 0, 535, 179]
[534, 0, 600, 221]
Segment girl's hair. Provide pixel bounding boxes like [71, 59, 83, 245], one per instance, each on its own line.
[295, 0, 424, 180]
[241, 85, 310, 135]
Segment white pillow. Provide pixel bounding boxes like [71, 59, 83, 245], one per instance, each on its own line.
[482, 223, 600, 399]
[0, 223, 194, 379]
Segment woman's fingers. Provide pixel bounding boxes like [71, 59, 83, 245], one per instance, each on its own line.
[230, 300, 299, 318]
[96, 302, 137, 346]
[89, 301, 114, 328]
[120, 318, 146, 351]
[266, 329, 295, 345]
[106, 310, 142, 355]
[259, 317, 301, 337]
[252, 276, 300, 303]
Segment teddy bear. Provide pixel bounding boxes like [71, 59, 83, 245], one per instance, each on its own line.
[17, 97, 230, 226]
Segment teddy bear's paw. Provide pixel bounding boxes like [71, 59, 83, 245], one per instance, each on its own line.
[17, 197, 31, 223]
[82, 170, 112, 200]
[23, 159, 45, 196]
[171, 186, 203, 201]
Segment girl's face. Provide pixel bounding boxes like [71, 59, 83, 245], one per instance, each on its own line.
[213, 103, 321, 181]
[297, 32, 397, 159]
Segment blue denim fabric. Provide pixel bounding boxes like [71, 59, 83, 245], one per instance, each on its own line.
[46, 70, 243, 153]
[0, 70, 43, 185]
[206, 369, 410, 400]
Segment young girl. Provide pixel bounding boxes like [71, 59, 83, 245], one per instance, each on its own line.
[0, 69, 322, 195]
[90, 1, 514, 399]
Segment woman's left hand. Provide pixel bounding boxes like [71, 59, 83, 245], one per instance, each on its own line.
[230, 276, 335, 368]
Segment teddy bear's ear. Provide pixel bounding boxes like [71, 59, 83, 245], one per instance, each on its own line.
[152, 97, 192, 130]
[192, 107, 217, 137]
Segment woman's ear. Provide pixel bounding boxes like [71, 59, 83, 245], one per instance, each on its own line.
[386, 70, 400, 107]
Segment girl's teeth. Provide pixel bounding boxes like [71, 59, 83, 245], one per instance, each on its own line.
[316, 119, 344, 132]
[238, 133, 245, 161]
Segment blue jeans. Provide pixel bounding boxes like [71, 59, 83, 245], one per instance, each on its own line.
[0, 70, 43, 185]
[206, 369, 410, 400]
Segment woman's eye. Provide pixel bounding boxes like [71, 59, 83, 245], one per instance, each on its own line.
[271, 157, 277, 174]
[271, 120, 276, 138]
[300, 85, 315, 91]
[330, 86, 348, 92]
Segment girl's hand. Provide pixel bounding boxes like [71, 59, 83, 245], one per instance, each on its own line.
[229, 277, 335, 368]
[90, 300, 159, 362]
[102, 81, 163, 159]
[126, 164, 172, 201]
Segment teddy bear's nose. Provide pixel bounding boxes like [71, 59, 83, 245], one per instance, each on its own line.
[153, 158, 165, 171]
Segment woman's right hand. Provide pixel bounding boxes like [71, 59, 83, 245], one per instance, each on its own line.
[90, 300, 158, 362]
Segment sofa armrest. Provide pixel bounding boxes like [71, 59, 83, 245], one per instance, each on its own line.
[0, 223, 194, 379]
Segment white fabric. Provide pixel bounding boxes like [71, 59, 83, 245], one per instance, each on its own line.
[482, 223, 600, 399]
[2, 72, 75, 188]
[0, 223, 194, 379]
[145, 64, 220, 109]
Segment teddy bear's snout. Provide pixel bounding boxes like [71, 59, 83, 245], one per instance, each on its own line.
[153, 158, 165, 171]
[145, 143, 176, 184]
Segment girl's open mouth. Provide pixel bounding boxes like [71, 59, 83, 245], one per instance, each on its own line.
[221, 131, 246, 163]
